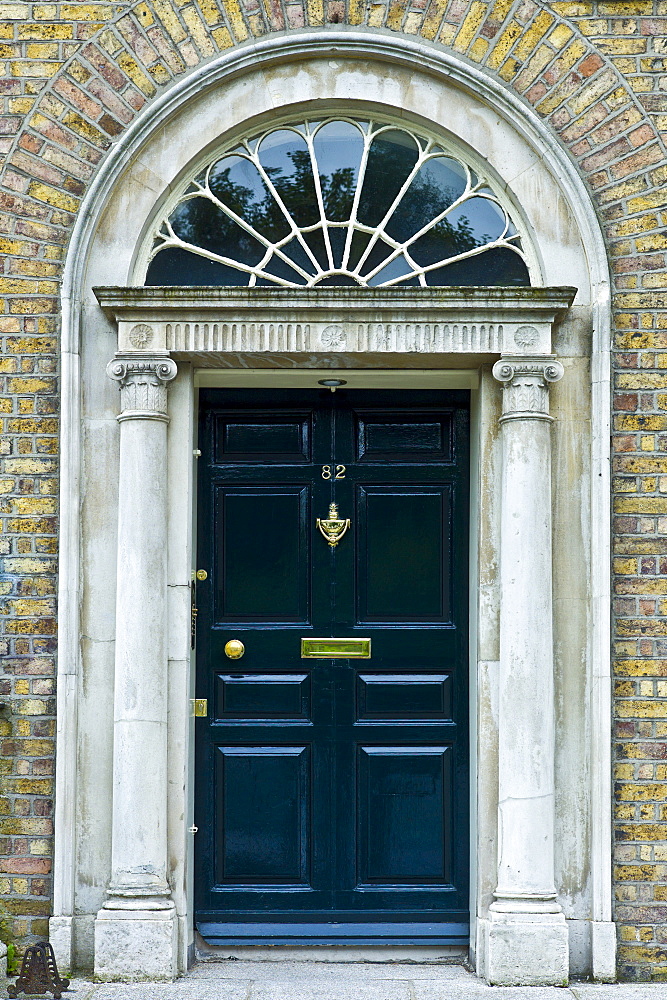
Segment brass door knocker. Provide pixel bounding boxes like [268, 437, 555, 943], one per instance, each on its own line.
[316, 503, 351, 547]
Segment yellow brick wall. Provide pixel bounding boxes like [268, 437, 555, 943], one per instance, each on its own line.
[0, 0, 666, 980]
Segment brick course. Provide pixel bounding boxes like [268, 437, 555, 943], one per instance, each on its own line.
[0, 0, 666, 980]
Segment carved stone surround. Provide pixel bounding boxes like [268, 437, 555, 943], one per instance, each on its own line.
[96, 283, 578, 985]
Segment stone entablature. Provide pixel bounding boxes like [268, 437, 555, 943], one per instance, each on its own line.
[95, 287, 576, 360]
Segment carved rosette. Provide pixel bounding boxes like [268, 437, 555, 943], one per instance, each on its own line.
[106, 356, 177, 420]
[492, 356, 564, 421]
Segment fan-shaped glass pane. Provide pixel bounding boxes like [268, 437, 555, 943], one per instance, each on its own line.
[263, 254, 308, 285]
[385, 156, 468, 243]
[313, 120, 365, 223]
[302, 227, 330, 270]
[169, 198, 266, 266]
[328, 227, 347, 268]
[357, 129, 420, 228]
[258, 129, 319, 229]
[209, 155, 290, 243]
[280, 238, 314, 273]
[445, 197, 507, 244]
[145, 117, 531, 288]
[145, 247, 250, 286]
[425, 248, 530, 286]
[368, 254, 413, 286]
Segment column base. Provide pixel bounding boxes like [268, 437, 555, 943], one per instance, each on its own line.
[49, 915, 73, 974]
[592, 920, 617, 982]
[485, 908, 569, 986]
[94, 901, 177, 981]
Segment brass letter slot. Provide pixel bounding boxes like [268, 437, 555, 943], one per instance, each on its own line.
[301, 638, 371, 659]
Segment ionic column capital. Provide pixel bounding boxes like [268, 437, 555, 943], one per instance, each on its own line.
[492, 356, 564, 422]
[106, 356, 177, 421]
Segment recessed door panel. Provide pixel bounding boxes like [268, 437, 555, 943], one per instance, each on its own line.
[216, 746, 310, 884]
[356, 411, 453, 462]
[357, 674, 452, 721]
[216, 674, 310, 721]
[214, 411, 311, 463]
[214, 486, 309, 622]
[358, 746, 451, 885]
[357, 486, 451, 622]
[196, 388, 469, 943]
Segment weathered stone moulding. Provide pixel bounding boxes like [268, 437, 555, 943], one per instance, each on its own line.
[90, 283, 577, 985]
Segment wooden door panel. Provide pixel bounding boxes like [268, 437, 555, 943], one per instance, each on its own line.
[356, 486, 451, 623]
[215, 746, 311, 885]
[214, 486, 310, 623]
[356, 673, 453, 721]
[357, 746, 452, 885]
[215, 673, 311, 721]
[214, 411, 311, 463]
[355, 411, 453, 462]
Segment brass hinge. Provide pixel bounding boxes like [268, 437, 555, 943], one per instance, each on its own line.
[191, 698, 207, 718]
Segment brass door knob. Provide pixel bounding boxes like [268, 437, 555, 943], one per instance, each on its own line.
[224, 639, 245, 660]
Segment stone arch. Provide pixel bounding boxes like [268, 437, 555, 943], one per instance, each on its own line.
[2, 1, 665, 293]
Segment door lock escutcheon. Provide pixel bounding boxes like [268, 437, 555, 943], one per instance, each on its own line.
[191, 699, 207, 717]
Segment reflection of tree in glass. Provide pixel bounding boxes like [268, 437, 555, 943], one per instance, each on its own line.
[319, 167, 355, 222]
[265, 151, 357, 225]
[170, 195, 264, 266]
[358, 139, 420, 228]
[264, 150, 319, 229]
[209, 165, 289, 243]
[410, 213, 491, 269]
[385, 163, 490, 261]
[169, 144, 501, 278]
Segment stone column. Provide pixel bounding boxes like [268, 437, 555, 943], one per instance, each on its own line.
[95, 357, 178, 981]
[485, 356, 569, 987]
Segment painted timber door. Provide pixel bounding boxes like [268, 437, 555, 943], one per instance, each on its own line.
[195, 388, 469, 944]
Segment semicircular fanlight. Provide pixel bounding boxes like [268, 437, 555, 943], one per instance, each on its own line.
[145, 118, 531, 288]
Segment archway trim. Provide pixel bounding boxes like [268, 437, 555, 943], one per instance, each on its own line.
[54, 31, 613, 982]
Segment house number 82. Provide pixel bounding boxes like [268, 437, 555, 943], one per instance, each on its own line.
[321, 465, 346, 480]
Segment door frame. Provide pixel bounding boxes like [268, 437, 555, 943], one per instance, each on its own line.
[191, 367, 479, 958]
[53, 281, 614, 982]
[91, 279, 575, 970]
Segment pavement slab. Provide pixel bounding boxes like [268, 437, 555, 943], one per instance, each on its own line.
[0, 978, 97, 1000]
[570, 988, 667, 999]
[91, 984, 250, 1000]
[1, 962, 663, 999]
[411, 981, 576, 1000]
[248, 981, 412, 1000]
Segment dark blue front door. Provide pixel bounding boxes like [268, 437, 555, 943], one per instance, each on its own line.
[195, 388, 469, 944]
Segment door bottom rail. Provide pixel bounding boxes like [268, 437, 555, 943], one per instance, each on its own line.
[196, 919, 469, 946]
